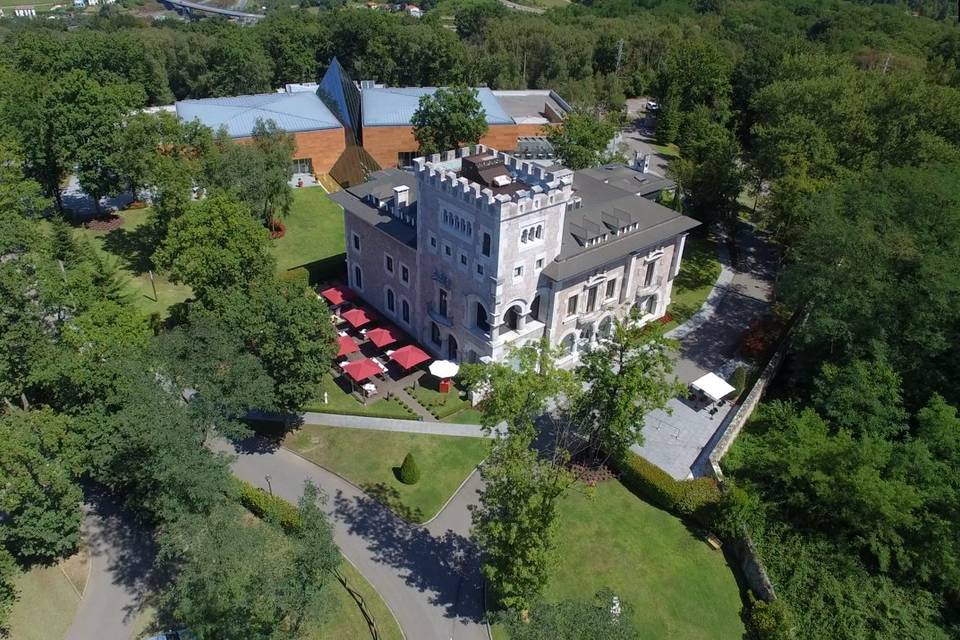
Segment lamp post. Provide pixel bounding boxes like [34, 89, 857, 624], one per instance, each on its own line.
[265, 474, 273, 497]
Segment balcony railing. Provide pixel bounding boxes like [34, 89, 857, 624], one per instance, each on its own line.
[427, 303, 453, 328]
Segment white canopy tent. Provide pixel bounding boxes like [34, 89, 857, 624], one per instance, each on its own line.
[691, 372, 736, 403]
[428, 360, 460, 379]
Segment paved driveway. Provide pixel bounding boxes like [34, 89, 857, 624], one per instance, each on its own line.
[212, 437, 488, 640]
[65, 496, 154, 640]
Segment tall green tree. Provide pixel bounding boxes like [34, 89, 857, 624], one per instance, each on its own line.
[573, 321, 683, 462]
[545, 110, 617, 170]
[154, 195, 276, 301]
[411, 86, 489, 155]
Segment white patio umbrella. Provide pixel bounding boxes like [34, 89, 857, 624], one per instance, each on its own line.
[428, 360, 460, 379]
[691, 372, 736, 403]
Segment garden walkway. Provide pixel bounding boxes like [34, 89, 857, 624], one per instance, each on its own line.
[253, 409, 499, 439]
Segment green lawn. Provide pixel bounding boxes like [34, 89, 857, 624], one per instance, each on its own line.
[650, 141, 682, 158]
[663, 234, 721, 331]
[274, 187, 346, 277]
[75, 207, 193, 318]
[303, 374, 421, 420]
[443, 407, 484, 425]
[284, 424, 489, 523]
[542, 481, 745, 640]
[408, 379, 471, 419]
[7, 562, 82, 640]
[325, 560, 404, 640]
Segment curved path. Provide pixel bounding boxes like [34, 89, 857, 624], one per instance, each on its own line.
[211, 437, 489, 640]
[65, 497, 154, 640]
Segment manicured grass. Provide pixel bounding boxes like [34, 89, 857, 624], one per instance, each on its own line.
[7, 561, 82, 640]
[408, 379, 471, 419]
[663, 234, 721, 331]
[303, 375, 421, 420]
[650, 141, 682, 158]
[75, 207, 193, 318]
[284, 424, 489, 523]
[543, 481, 745, 640]
[274, 187, 346, 274]
[325, 560, 404, 640]
[443, 407, 484, 425]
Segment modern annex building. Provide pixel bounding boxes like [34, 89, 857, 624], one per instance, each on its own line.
[331, 145, 698, 366]
[175, 58, 570, 185]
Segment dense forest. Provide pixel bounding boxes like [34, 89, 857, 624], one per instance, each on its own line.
[1, 0, 960, 638]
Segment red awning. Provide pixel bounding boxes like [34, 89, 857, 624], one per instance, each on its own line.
[337, 335, 359, 357]
[342, 358, 382, 383]
[319, 285, 356, 306]
[341, 307, 375, 329]
[390, 345, 430, 370]
[366, 326, 403, 348]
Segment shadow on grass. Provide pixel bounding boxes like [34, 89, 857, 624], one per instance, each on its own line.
[360, 481, 424, 524]
[293, 253, 347, 287]
[100, 222, 161, 276]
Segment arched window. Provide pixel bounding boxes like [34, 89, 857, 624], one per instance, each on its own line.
[402, 299, 410, 323]
[447, 335, 458, 361]
[560, 333, 576, 356]
[521, 229, 528, 243]
[599, 316, 613, 338]
[354, 266, 363, 289]
[467, 222, 472, 236]
[536, 225, 543, 239]
[475, 302, 490, 333]
[504, 305, 521, 331]
[386, 288, 395, 313]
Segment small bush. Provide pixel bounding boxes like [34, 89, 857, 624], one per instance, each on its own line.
[236, 479, 302, 533]
[398, 453, 420, 485]
[729, 365, 748, 398]
[279, 266, 310, 292]
[746, 594, 793, 640]
[614, 452, 721, 525]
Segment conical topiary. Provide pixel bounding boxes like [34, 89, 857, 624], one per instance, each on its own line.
[398, 452, 420, 485]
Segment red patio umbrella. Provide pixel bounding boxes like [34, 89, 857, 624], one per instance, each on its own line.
[342, 358, 382, 383]
[366, 326, 403, 349]
[389, 345, 431, 370]
[336, 335, 359, 357]
[319, 285, 356, 306]
[341, 307, 375, 329]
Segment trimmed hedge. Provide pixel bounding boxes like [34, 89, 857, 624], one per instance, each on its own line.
[613, 452, 721, 525]
[236, 479, 302, 533]
[279, 266, 310, 292]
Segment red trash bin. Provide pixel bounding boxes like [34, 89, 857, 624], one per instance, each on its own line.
[438, 379, 451, 393]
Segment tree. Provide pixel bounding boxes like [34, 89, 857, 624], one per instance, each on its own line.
[411, 86, 489, 155]
[0, 547, 17, 634]
[201, 279, 336, 412]
[0, 409, 83, 563]
[454, 0, 505, 40]
[812, 356, 908, 439]
[398, 452, 420, 484]
[653, 41, 733, 144]
[286, 482, 340, 635]
[545, 110, 616, 170]
[505, 589, 639, 640]
[205, 120, 296, 223]
[154, 195, 276, 301]
[572, 321, 683, 463]
[463, 342, 578, 612]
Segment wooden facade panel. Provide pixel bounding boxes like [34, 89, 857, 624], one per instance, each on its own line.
[235, 128, 347, 174]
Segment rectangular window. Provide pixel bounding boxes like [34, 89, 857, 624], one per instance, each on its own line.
[430, 235, 437, 249]
[567, 295, 578, 316]
[476, 264, 484, 276]
[460, 254, 467, 266]
[439, 289, 448, 318]
[353, 265, 363, 290]
[401, 265, 409, 284]
[586, 285, 598, 312]
[385, 255, 394, 273]
[402, 299, 410, 323]
[444, 244, 452, 257]
[644, 261, 657, 287]
[352, 234, 361, 251]
[482, 233, 491, 257]
[513, 265, 523, 278]
[605, 279, 617, 299]
[536, 258, 544, 269]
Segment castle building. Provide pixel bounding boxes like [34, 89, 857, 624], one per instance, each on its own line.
[330, 145, 699, 366]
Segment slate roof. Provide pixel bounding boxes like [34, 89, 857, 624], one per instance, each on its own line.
[541, 169, 698, 282]
[329, 168, 418, 248]
[175, 92, 342, 138]
[577, 165, 676, 198]
[361, 87, 514, 127]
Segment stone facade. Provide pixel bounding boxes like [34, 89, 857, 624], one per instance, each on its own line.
[339, 144, 697, 366]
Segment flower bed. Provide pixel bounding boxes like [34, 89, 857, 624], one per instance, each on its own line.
[84, 215, 124, 231]
[268, 218, 286, 239]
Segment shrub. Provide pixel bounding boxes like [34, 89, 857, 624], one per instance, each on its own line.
[236, 479, 302, 533]
[279, 266, 310, 292]
[746, 594, 793, 640]
[614, 452, 721, 525]
[729, 365, 748, 398]
[267, 218, 286, 239]
[398, 453, 420, 485]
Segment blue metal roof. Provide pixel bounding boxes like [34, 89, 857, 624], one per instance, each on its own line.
[361, 87, 515, 127]
[175, 92, 342, 138]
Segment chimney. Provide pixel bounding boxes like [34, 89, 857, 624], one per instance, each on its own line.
[393, 185, 409, 211]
